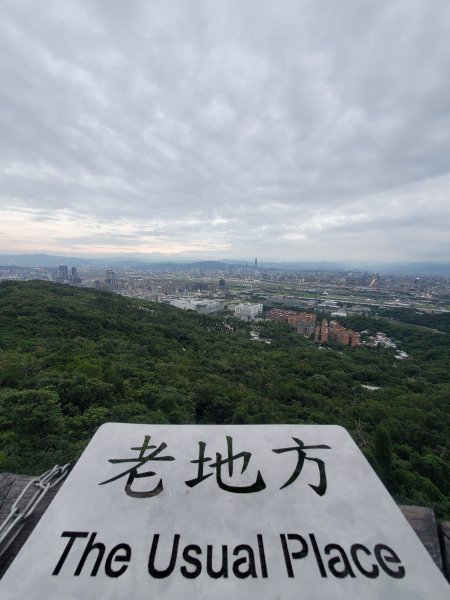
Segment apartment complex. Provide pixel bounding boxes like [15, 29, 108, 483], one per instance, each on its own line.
[266, 308, 299, 322]
[316, 319, 359, 347]
[266, 308, 316, 337]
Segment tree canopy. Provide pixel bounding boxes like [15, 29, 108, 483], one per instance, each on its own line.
[0, 281, 448, 517]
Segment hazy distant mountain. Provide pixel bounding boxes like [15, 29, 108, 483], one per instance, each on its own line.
[0, 255, 237, 270]
[0, 254, 152, 269]
[0, 253, 449, 275]
[142, 260, 232, 271]
[257, 261, 346, 271]
[349, 262, 450, 276]
[0, 255, 349, 272]
[395, 263, 450, 275]
[0, 254, 99, 267]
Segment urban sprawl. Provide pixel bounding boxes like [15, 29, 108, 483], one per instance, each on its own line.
[1, 261, 448, 353]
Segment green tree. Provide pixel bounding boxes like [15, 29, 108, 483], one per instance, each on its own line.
[371, 425, 393, 483]
[0, 389, 64, 436]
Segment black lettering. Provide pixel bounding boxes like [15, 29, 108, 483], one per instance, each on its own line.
[351, 544, 379, 578]
[52, 531, 89, 576]
[148, 534, 180, 578]
[105, 543, 132, 578]
[207, 545, 228, 578]
[309, 534, 327, 578]
[280, 534, 308, 578]
[257, 534, 268, 578]
[374, 544, 405, 579]
[181, 544, 202, 579]
[324, 544, 355, 578]
[232, 544, 257, 578]
[74, 532, 105, 576]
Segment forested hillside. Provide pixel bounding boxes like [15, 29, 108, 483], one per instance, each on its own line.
[0, 281, 448, 517]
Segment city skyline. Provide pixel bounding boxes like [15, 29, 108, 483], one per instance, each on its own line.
[1, 1, 450, 262]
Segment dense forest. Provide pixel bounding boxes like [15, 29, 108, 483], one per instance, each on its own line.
[0, 281, 448, 517]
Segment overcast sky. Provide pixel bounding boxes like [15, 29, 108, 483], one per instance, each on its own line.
[1, 0, 449, 263]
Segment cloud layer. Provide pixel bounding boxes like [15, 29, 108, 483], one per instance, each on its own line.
[1, 0, 450, 261]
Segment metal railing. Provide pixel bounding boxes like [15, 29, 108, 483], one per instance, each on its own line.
[0, 464, 70, 557]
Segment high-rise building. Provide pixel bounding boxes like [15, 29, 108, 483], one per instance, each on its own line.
[70, 267, 81, 284]
[254, 257, 258, 270]
[105, 269, 116, 288]
[58, 265, 69, 282]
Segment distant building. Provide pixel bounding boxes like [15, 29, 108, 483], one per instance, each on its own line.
[349, 332, 359, 347]
[170, 299, 224, 314]
[266, 308, 299, 322]
[70, 267, 81, 284]
[331, 309, 347, 318]
[196, 301, 225, 315]
[297, 314, 316, 337]
[266, 309, 317, 337]
[320, 319, 328, 343]
[170, 299, 196, 311]
[234, 303, 263, 320]
[105, 269, 116, 289]
[317, 319, 359, 347]
[371, 332, 396, 348]
[268, 297, 303, 308]
[317, 301, 340, 312]
[58, 265, 69, 282]
[286, 312, 316, 336]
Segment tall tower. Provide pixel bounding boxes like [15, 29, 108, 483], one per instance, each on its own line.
[254, 257, 258, 270]
[105, 269, 116, 289]
[70, 267, 81, 284]
[58, 265, 69, 282]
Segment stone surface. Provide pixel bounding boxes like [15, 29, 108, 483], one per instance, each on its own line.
[399, 505, 443, 572]
[439, 521, 450, 582]
[1, 424, 449, 599]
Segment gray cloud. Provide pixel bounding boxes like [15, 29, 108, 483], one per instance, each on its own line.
[1, 0, 449, 261]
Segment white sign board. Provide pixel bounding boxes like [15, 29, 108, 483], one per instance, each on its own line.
[1, 424, 448, 599]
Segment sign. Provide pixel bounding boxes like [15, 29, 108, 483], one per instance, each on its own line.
[1, 423, 448, 598]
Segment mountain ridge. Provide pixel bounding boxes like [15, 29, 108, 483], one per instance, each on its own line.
[1, 253, 450, 274]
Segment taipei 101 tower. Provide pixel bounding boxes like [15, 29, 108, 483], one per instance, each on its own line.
[254, 257, 258, 270]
